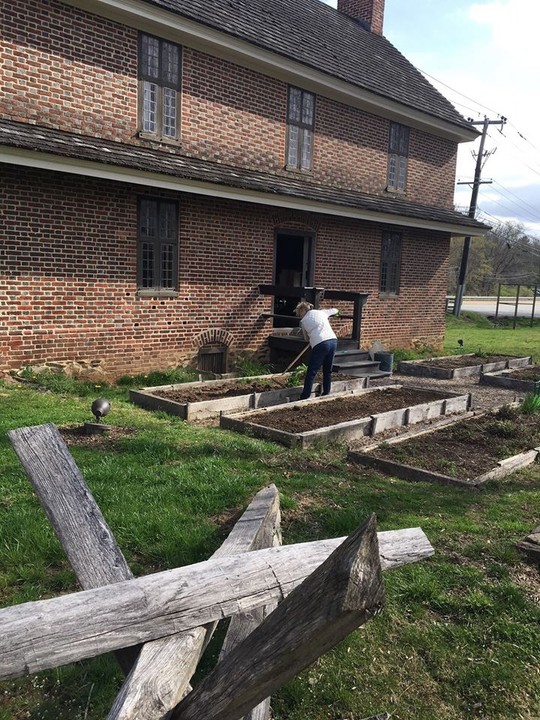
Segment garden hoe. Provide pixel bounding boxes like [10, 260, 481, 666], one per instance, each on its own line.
[281, 343, 310, 374]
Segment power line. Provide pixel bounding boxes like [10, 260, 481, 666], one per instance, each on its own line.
[491, 181, 540, 222]
[417, 67, 502, 118]
[416, 64, 540, 171]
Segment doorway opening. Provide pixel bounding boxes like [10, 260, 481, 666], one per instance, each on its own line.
[273, 231, 314, 327]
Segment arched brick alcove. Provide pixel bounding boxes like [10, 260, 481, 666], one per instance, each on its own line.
[192, 328, 235, 374]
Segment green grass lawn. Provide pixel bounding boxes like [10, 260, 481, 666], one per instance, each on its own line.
[0, 314, 539, 720]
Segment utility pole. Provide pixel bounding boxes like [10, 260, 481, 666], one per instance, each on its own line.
[453, 115, 507, 316]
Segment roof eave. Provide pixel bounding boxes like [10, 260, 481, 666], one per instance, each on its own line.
[60, 0, 478, 144]
[1, 146, 487, 237]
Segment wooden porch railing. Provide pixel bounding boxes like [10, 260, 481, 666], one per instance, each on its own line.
[258, 285, 369, 343]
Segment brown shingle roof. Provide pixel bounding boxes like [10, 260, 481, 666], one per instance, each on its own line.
[143, 0, 472, 132]
[0, 121, 487, 233]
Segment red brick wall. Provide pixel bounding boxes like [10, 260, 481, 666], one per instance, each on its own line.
[1, 0, 458, 208]
[1, 0, 137, 141]
[337, 0, 385, 34]
[1, 165, 448, 377]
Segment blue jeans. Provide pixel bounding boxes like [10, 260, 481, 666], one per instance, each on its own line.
[300, 339, 337, 400]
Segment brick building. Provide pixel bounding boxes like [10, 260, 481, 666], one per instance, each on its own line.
[0, 0, 486, 379]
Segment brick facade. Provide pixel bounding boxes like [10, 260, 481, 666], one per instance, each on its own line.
[0, 0, 458, 377]
[1, 0, 456, 206]
[1, 165, 449, 377]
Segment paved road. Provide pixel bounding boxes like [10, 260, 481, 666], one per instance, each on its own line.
[458, 297, 539, 318]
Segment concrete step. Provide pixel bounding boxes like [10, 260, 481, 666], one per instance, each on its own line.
[334, 350, 372, 363]
[338, 370, 393, 379]
[333, 360, 381, 371]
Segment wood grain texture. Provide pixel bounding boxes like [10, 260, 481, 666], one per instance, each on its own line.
[0, 527, 432, 681]
[171, 514, 385, 720]
[8, 422, 138, 673]
[218, 491, 282, 720]
[108, 484, 281, 720]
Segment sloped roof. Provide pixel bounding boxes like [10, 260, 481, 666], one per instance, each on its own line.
[143, 0, 472, 133]
[0, 121, 487, 234]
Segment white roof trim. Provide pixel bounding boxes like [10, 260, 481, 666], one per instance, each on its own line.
[61, 0, 478, 143]
[0, 146, 484, 237]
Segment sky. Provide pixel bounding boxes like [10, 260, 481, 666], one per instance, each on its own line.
[322, 0, 540, 239]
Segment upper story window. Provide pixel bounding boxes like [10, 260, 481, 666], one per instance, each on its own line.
[139, 34, 181, 140]
[387, 123, 410, 192]
[286, 86, 315, 171]
[137, 198, 179, 293]
[380, 231, 402, 295]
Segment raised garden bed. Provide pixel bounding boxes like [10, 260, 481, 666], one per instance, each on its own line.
[348, 405, 540, 488]
[480, 364, 540, 393]
[129, 374, 367, 422]
[220, 385, 471, 448]
[398, 353, 532, 380]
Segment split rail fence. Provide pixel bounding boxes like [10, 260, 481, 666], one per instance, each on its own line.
[3, 422, 435, 719]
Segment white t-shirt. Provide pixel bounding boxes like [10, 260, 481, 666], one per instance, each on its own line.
[300, 308, 338, 348]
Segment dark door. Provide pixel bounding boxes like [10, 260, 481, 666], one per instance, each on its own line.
[273, 232, 314, 327]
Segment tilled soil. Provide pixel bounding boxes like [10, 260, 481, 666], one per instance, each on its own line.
[367, 407, 540, 479]
[152, 377, 290, 403]
[498, 365, 540, 380]
[149, 373, 355, 403]
[246, 387, 449, 433]
[410, 353, 522, 369]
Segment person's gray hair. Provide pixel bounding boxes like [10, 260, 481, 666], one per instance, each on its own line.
[295, 301, 313, 317]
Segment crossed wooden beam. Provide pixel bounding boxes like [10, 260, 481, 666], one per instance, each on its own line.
[4, 423, 434, 720]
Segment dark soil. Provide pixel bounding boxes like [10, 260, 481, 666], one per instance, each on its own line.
[152, 377, 290, 402]
[150, 373, 355, 403]
[499, 365, 540, 381]
[59, 424, 138, 448]
[246, 387, 449, 433]
[413, 354, 520, 369]
[368, 406, 540, 479]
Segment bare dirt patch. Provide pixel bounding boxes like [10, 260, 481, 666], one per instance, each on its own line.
[414, 354, 517, 369]
[367, 407, 540, 479]
[246, 387, 448, 434]
[59, 424, 138, 449]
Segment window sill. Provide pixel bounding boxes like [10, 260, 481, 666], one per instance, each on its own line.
[136, 289, 179, 299]
[137, 131, 181, 146]
[285, 165, 313, 174]
[385, 187, 406, 195]
[379, 292, 400, 299]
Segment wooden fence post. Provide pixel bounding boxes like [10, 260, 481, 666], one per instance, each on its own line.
[0, 526, 432, 681]
[8, 422, 282, 720]
[8, 422, 139, 674]
[171, 514, 384, 720]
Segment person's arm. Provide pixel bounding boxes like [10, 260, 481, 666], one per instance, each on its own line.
[323, 308, 339, 318]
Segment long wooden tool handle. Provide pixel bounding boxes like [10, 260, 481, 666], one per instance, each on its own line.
[282, 343, 310, 374]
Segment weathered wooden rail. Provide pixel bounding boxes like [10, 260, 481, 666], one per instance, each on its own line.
[5, 422, 434, 719]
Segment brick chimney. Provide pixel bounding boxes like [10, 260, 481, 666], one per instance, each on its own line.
[337, 0, 385, 35]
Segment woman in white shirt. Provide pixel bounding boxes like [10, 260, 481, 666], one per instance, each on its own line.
[294, 301, 338, 400]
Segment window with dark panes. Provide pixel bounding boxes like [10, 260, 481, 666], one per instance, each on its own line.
[387, 122, 409, 192]
[380, 231, 402, 294]
[286, 86, 315, 171]
[139, 34, 181, 139]
[137, 199, 179, 291]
